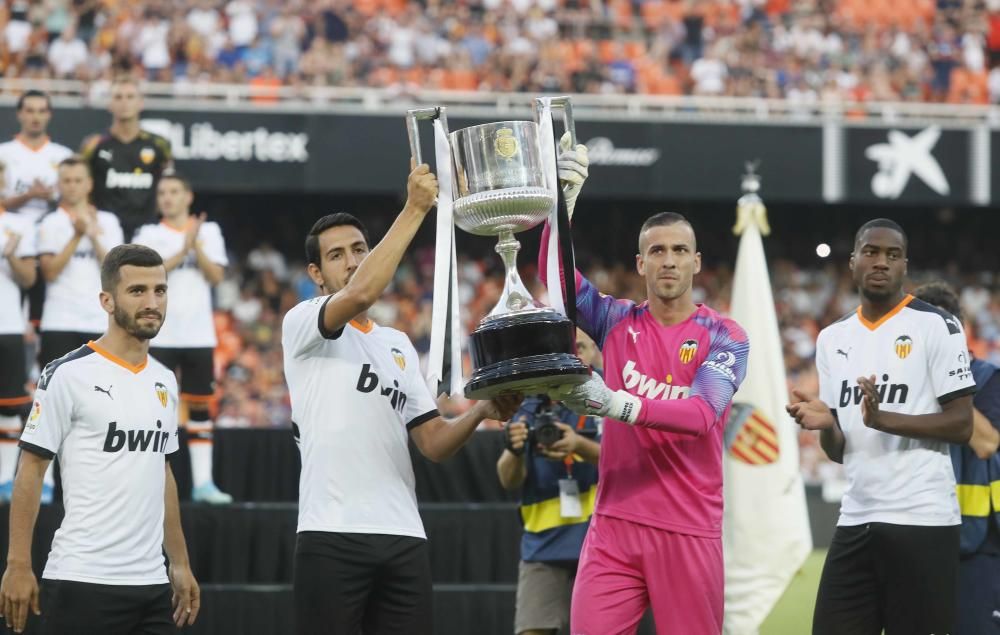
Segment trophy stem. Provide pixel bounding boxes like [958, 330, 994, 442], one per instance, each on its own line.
[489, 229, 536, 318]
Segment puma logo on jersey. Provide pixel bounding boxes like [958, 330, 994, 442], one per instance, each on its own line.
[839, 375, 909, 408]
[98, 150, 113, 161]
[94, 384, 113, 400]
[836, 348, 850, 360]
[627, 326, 640, 343]
[106, 168, 153, 190]
[621, 360, 690, 400]
[356, 363, 408, 413]
[102, 420, 171, 453]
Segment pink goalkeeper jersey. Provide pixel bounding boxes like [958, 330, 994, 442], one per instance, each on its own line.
[540, 227, 749, 537]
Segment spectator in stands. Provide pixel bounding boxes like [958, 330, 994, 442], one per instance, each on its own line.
[81, 76, 172, 241]
[497, 329, 602, 635]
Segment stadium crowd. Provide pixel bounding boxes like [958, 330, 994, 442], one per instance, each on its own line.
[2, 0, 1000, 103]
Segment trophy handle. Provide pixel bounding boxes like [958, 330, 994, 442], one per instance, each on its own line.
[536, 96, 577, 148]
[405, 107, 449, 165]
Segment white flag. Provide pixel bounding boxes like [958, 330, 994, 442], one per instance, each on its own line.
[723, 201, 812, 634]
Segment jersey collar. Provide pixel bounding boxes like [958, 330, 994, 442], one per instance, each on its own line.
[856, 294, 913, 331]
[350, 319, 374, 334]
[15, 134, 49, 152]
[87, 341, 148, 374]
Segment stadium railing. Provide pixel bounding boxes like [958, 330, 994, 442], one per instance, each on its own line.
[1, 78, 999, 126]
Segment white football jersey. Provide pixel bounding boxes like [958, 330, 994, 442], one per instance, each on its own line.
[817, 294, 976, 527]
[20, 342, 180, 585]
[282, 298, 439, 539]
[0, 136, 72, 224]
[37, 208, 123, 333]
[133, 221, 228, 348]
[0, 210, 36, 335]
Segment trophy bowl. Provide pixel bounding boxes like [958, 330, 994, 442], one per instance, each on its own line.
[407, 106, 591, 400]
[450, 121, 556, 236]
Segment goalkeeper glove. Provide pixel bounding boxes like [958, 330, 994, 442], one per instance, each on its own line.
[553, 373, 642, 424]
[557, 131, 589, 221]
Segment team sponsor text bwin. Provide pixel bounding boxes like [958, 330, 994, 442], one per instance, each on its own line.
[103, 420, 172, 453]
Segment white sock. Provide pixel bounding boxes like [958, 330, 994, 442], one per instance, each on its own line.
[0, 414, 21, 483]
[43, 460, 55, 487]
[189, 428, 214, 488]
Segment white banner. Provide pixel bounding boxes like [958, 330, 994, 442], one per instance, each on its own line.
[723, 208, 812, 634]
[425, 118, 462, 396]
[536, 98, 566, 317]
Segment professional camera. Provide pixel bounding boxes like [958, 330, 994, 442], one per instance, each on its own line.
[529, 403, 564, 448]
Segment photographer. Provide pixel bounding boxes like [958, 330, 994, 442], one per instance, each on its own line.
[497, 331, 601, 635]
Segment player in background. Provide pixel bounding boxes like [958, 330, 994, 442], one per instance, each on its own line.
[788, 220, 974, 635]
[0, 244, 198, 635]
[0, 162, 38, 502]
[134, 174, 231, 504]
[82, 76, 172, 241]
[0, 91, 72, 224]
[912, 281, 1000, 635]
[538, 136, 750, 634]
[35, 157, 124, 502]
[0, 90, 73, 340]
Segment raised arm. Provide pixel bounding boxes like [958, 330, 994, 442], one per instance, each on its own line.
[319, 164, 437, 336]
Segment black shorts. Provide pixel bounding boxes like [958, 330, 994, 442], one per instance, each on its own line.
[38, 579, 173, 635]
[149, 347, 215, 399]
[38, 331, 100, 372]
[0, 334, 29, 411]
[813, 522, 959, 635]
[294, 532, 432, 635]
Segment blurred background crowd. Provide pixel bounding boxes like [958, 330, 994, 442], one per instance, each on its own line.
[3, 0, 1000, 102]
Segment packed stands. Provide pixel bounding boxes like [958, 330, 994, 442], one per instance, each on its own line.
[3, 0, 1000, 103]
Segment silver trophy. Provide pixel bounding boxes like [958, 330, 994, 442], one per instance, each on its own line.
[407, 98, 590, 399]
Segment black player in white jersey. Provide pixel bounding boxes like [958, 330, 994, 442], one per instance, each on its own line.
[0, 244, 199, 635]
[134, 175, 231, 504]
[81, 76, 172, 241]
[788, 219, 975, 635]
[282, 163, 521, 635]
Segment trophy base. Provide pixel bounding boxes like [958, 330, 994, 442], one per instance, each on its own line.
[464, 310, 591, 400]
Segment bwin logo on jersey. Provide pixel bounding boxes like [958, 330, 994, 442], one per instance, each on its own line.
[839, 375, 909, 408]
[103, 420, 171, 453]
[106, 168, 154, 190]
[356, 363, 408, 413]
[894, 335, 913, 359]
[622, 360, 690, 400]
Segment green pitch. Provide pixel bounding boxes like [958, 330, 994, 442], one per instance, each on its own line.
[760, 549, 827, 635]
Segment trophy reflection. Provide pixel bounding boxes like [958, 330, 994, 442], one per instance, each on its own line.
[407, 98, 590, 400]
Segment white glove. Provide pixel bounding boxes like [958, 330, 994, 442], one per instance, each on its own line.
[553, 372, 642, 424]
[557, 131, 589, 221]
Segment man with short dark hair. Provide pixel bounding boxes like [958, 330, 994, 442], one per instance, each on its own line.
[913, 281, 1000, 635]
[0, 244, 199, 635]
[789, 219, 975, 635]
[0, 90, 72, 224]
[283, 163, 522, 635]
[538, 163, 750, 632]
[134, 174, 231, 504]
[82, 77, 172, 241]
